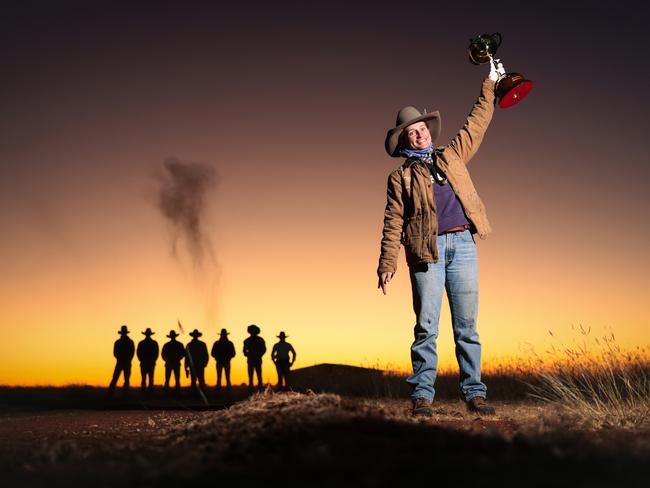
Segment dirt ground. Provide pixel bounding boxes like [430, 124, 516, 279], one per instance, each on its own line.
[1, 391, 649, 487]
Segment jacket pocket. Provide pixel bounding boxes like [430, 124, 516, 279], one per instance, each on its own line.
[401, 214, 423, 244]
[402, 214, 426, 261]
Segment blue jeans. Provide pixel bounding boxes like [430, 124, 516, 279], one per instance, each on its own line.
[407, 229, 487, 402]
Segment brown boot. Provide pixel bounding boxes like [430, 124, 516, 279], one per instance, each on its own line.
[412, 397, 433, 417]
[465, 396, 496, 415]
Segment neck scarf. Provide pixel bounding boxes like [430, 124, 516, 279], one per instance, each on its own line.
[399, 146, 433, 159]
[400, 146, 447, 184]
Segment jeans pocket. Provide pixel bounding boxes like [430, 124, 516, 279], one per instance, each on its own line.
[459, 229, 475, 244]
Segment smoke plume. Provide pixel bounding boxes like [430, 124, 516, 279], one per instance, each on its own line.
[155, 157, 218, 270]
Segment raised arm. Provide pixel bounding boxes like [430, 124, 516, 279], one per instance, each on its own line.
[446, 78, 496, 165]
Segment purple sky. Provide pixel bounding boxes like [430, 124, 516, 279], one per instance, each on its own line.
[1, 0, 649, 384]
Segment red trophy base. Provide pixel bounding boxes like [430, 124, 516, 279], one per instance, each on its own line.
[496, 74, 534, 108]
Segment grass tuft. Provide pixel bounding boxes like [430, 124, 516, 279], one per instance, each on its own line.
[524, 325, 650, 428]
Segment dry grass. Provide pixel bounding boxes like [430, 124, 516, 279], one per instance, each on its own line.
[522, 325, 650, 428]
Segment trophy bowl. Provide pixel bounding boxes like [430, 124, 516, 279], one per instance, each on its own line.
[468, 32, 502, 65]
[468, 32, 533, 109]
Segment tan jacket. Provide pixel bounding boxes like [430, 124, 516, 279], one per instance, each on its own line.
[377, 78, 496, 275]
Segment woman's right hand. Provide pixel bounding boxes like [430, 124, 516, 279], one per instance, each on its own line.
[378, 272, 394, 295]
[489, 58, 505, 81]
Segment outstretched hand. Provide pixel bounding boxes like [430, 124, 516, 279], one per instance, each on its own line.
[489, 58, 505, 81]
[378, 272, 393, 295]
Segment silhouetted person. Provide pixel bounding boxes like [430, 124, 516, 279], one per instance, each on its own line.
[243, 324, 266, 390]
[162, 330, 185, 391]
[271, 331, 296, 390]
[108, 325, 135, 396]
[137, 328, 159, 392]
[185, 329, 209, 392]
[211, 328, 236, 389]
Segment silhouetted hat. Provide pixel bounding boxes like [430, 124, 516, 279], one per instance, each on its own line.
[385, 107, 441, 157]
[167, 330, 180, 338]
[247, 324, 261, 335]
[220, 328, 229, 336]
[277, 331, 288, 339]
[189, 329, 203, 338]
[118, 325, 130, 335]
[142, 328, 155, 336]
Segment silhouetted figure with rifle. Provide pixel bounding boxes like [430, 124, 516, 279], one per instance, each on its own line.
[108, 325, 135, 396]
[137, 328, 159, 392]
[185, 329, 209, 392]
[162, 330, 185, 392]
[271, 331, 296, 390]
[211, 328, 236, 390]
[243, 324, 266, 390]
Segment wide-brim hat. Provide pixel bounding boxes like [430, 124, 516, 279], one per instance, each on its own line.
[118, 325, 130, 335]
[247, 324, 261, 335]
[142, 328, 155, 336]
[385, 107, 441, 157]
[189, 329, 203, 338]
[277, 331, 288, 339]
[167, 330, 180, 338]
[220, 328, 229, 336]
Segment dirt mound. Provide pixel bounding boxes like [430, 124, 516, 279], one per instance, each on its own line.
[149, 391, 648, 487]
[2, 391, 649, 487]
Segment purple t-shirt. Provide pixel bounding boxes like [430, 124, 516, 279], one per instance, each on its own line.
[429, 165, 470, 233]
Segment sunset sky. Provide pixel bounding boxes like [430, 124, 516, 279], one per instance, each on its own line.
[1, 1, 648, 387]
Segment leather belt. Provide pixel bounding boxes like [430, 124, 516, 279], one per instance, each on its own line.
[440, 224, 470, 234]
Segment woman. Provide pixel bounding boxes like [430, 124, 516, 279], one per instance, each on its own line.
[377, 61, 503, 416]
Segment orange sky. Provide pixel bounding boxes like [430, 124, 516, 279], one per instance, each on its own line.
[1, 2, 649, 386]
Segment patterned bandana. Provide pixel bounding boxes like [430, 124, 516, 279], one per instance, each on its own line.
[399, 146, 433, 159]
[400, 146, 447, 184]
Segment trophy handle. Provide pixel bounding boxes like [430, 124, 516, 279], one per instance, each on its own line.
[492, 32, 502, 48]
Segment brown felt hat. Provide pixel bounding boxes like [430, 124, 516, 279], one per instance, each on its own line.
[384, 106, 441, 157]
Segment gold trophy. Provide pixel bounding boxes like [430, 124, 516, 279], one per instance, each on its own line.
[468, 33, 533, 108]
